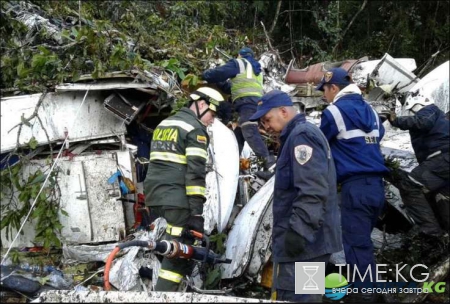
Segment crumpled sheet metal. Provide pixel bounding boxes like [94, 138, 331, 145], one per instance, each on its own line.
[371, 227, 404, 250]
[31, 291, 280, 303]
[352, 56, 417, 89]
[12, 2, 63, 44]
[406, 60, 449, 114]
[62, 243, 119, 264]
[108, 218, 167, 291]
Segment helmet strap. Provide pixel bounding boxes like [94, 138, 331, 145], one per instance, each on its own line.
[194, 100, 210, 120]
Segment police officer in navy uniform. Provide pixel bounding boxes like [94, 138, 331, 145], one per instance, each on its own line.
[387, 96, 449, 233]
[249, 90, 342, 302]
[317, 68, 389, 300]
[202, 47, 275, 179]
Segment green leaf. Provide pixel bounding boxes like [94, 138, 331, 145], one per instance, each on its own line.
[28, 137, 39, 150]
[21, 114, 32, 127]
[177, 69, 185, 80]
[60, 209, 69, 217]
[37, 46, 51, 56]
[204, 267, 221, 289]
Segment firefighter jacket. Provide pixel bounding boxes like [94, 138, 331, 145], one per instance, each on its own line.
[272, 114, 343, 263]
[144, 108, 209, 212]
[320, 84, 390, 183]
[391, 104, 449, 163]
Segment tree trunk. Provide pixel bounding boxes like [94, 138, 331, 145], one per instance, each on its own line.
[269, 0, 282, 34]
[332, 0, 368, 56]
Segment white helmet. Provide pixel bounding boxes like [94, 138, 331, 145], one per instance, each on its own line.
[189, 87, 224, 112]
[404, 95, 434, 113]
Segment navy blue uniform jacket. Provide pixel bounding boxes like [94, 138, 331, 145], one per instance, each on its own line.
[391, 104, 449, 163]
[272, 114, 343, 263]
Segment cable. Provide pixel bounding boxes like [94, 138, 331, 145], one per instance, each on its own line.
[1, 89, 90, 266]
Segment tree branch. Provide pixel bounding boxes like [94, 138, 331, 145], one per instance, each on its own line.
[332, 0, 368, 55]
[260, 21, 286, 67]
[269, 0, 283, 34]
[8, 90, 48, 134]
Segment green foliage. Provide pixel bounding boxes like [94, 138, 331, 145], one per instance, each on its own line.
[209, 232, 227, 255]
[1, 0, 449, 94]
[204, 266, 222, 289]
[0, 157, 67, 249]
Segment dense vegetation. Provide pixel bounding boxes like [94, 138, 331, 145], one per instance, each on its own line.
[1, 0, 449, 94]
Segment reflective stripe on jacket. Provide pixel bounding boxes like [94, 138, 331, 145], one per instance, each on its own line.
[320, 92, 389, 183]
[145, 108, 209, 209]
[230, 58, 263, 101]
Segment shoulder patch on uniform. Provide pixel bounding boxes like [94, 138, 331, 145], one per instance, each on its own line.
[294, 145, 313, 165]
[197, 135, 207, 144]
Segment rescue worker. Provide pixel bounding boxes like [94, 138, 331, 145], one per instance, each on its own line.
[202, 47, 275, 179]
[249, 90, 342, 302]
[317, 68, 389, 300]
[144, 87, 224, 291]
[386, 96, 449, 233]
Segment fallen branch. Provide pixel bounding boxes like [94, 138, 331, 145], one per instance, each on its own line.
[8, 90, 48, 133]
[260, 21, 286, 67]
[36, 115, 54, 164]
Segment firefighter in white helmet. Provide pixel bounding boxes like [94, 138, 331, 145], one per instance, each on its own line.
[144, 87, 224, 291]
[387, 95, 449, 235]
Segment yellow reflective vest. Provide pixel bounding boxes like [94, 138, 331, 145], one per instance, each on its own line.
[230, 58, 264, 101]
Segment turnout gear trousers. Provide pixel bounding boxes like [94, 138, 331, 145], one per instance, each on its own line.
[151, 207, 194, 291]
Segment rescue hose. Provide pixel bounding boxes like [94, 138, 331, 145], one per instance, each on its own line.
[104, 240, 161, 291]
[103, 238, 231, 291]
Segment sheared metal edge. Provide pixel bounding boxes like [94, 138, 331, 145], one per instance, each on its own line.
[221, 177, 275, 279]
[55, 81, 157, 91]
[0, 91, 126, 154]
[31, 291, 281, 303]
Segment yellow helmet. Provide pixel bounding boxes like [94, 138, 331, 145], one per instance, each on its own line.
[189, 87, 224, 112]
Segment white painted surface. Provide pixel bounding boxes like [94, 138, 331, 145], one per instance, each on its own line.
[204, 119, 239, 233]
[370, 54, 419, 93]
[406, 60, 449, 114]
[0, 91, 126, 153]
[1, 151, 131, 247]
[221, 176, 274, 279]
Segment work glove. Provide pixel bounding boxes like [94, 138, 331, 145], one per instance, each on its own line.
[186, 215, 205, 234]
[284, 228, 306, 257]
[387, 111, 397, 123]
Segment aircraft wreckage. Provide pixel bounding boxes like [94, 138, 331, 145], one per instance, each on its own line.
[1, 48, 449, 302]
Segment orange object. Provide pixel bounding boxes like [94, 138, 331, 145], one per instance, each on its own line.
[104, 247, 120, 291]
[240, 158, 250, 170]
[260, 260, 273, 289]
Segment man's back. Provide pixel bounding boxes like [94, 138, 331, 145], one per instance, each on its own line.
[392, 104, 449, 163]
[320, 92, 389, 182]
[144, 108, 208, 209]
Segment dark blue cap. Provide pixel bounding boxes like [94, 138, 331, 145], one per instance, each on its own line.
[239, 47, 254, 57]
[316, 67, 352, 91]
[249, 90, 293, 121]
